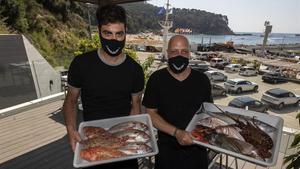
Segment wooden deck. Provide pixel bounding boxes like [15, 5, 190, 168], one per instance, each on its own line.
[0, 100, 297, 169]
[0, 100, 75, 169]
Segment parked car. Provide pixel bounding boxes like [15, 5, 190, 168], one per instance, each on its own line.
[261, 88, 300, 109]
[207, 52, 219, 61]
[224, 78, 258, 94]
[215, 61, 229, 70]
[212, 83, 227, 97]
[239, 66, 257, 76]
[258, 64, 281, 75]
[262, 72, 287, 84]
[228, 96, 268, 113]
[224, 64, 242, 73]
[190, 60, 209, 73]
[210, 58, 226, 68]
[204, 70, 227, 82]
[296, 72, 300, 80]
[194, 52, 208, 60]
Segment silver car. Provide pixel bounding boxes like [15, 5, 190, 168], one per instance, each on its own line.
[204, 70, 227, 82]
[239, 66, 257, 76]
[224, 78, 258, 94]
[224, 64, 241, 73]
[212, 84, 227, 97]
[261, 88, 300, 109]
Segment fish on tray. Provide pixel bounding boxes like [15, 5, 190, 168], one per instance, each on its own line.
[83, 126, 108, 139]
[206, 105, 275, 150]
[194, 108, 274, 160]
[108, 121, 149, 133]
[214, 125, 245, 141]
[192, 124, 245, 142]
[206, 108, 277, 133]
[191, 125, 211, 143]
[82, 135, 126, 149]
[205, 133, 265, 161]
[80, 146, 126, 162]
[197, 117, 228, 128]
[118, 143, 152, 155]
[113, 129, 151, 143]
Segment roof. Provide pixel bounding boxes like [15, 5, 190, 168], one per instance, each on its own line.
[72, 0, 146, 5]
[241, 66, 255, 69]
[267, 88, 290, 95]
[211, 57, 223, 61]
[206, 70, 218, 73]
[229, 78, 246, 82]
[234, 96, 255, 103]
[227, 64, 241, 67]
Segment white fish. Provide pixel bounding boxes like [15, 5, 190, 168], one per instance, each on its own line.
[214, 125, 245, 141]
[118, 143, 152, 155]
[108, 121, 149, 133]
[112, 129, 151, 143]
[197, 117, 228, 128]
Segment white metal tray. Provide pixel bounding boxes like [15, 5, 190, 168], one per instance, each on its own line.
[186, 102, 283, 167]
[73, 114, 158, 168]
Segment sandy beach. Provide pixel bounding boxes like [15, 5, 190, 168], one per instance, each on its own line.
[127, 33, 163, 47]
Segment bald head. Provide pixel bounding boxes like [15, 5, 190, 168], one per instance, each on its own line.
[167, 35, 190, 58]
[168, 35, 189, 49]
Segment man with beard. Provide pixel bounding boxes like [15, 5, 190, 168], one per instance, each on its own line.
[63, 5, 144, 169]
[142, 35, 213, 169]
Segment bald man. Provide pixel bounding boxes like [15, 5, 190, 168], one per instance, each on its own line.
[142, 35, 213, 169]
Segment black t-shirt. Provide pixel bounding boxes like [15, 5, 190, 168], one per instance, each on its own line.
[142, 68, 212, 141]
[68, 49, 144, 121]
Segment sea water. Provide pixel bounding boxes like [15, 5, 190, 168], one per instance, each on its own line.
[182, 32, 300, 45]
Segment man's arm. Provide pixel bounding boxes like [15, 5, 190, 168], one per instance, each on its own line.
[146, 108, 193, 146]
[62, 86, 82, 152]
[130, 92, 142, 115]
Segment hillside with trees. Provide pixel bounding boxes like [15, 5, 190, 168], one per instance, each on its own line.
[122, 3, 234, 35]
[0, 0, 233, 68]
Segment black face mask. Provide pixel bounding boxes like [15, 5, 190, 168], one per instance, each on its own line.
[168, 55, 189, 74]
[100, 35, 125, 57]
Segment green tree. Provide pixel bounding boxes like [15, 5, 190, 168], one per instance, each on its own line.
[0, 17, 10, 33]
[0, 0, 29, 32]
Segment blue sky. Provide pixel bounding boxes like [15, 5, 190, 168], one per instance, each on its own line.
[148, 0, 300, 33]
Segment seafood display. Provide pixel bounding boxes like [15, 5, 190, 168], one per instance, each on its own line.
[108, 121, 149, 133]
[112, 129, 151, 143]
[118, 143, 152, 155]
[79, 121, 153, 162]
[83, 126, 107, 139]
[80, 146, 127, 161]
[189, 103, 282, 164]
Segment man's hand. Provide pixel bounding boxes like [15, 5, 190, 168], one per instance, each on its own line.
[67, 127, 82, 152]
[175, 129, 194, 146]
[62, 86, 81, 152]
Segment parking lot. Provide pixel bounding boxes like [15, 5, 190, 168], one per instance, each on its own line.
[211, 67, 300, 130]
[139, 52, 300, 130]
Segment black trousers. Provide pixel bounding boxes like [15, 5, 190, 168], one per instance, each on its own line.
[155, 140, 208, 169]
[83, 159, 138, 169]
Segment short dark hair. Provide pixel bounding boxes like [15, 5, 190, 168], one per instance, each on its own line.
[96, 5, 127, 28]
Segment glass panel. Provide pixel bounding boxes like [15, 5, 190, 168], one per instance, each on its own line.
[289, 93, 295, 97]
[0, 35, 37, 109]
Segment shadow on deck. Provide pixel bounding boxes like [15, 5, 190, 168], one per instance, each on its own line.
[0, 135, 75, 169]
